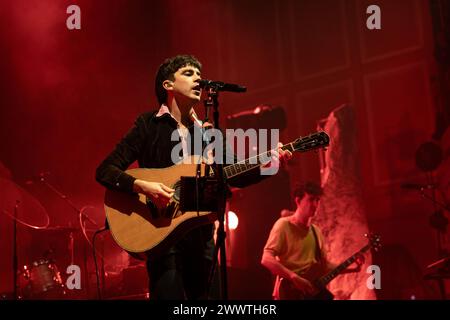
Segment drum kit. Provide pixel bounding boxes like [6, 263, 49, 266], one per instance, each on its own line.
[0, 175, 100, 300]
[17, 258, 65, 299]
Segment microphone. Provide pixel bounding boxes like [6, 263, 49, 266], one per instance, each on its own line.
[401, 183, 436, 190]
[198, 79, 246, 93]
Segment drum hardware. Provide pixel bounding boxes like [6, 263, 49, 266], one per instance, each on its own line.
[407, 141, 450, 299]
[18, 258, 66, 299]
[37, 173, 101, 297]
[1, 176, 51, 299]
[1, 174, 100, 299]
[1, 169, 108, 300]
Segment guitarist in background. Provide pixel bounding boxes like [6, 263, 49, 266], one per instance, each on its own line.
[96, 54, 292, 300]
[261, 182, 363, 300]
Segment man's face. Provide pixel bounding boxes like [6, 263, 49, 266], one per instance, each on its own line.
[298, 193, 321, 219]
[167, 65, 202, 105]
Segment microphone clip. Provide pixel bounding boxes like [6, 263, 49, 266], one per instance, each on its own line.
[198, 79, 246, 93]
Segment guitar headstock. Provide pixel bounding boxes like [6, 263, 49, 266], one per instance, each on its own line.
[365, 233, 382, 252]
[290, 131, 330, 153]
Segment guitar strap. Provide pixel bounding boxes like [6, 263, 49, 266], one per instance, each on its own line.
[310, 224, 322, 262]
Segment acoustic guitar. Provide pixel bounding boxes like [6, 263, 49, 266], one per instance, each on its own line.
[104, 132, 330, 259]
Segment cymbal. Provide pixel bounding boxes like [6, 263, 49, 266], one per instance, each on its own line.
[0, 177, 50, 229]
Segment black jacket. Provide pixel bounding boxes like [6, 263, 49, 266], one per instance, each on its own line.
[95, 111, 265, 193]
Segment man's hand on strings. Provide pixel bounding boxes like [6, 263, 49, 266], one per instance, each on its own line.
[354, 253, 366, 272]
[290, 274, 315, 296]
[261, 142, 293, 170]
[133, 180, 175, 207]
[277, 142, 293, 165]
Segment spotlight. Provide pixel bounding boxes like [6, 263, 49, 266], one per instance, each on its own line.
[226, 211, 239, 230]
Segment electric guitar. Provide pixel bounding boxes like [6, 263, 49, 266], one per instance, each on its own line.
[103, 132, 330, 259]
[278, 233, 381, 300]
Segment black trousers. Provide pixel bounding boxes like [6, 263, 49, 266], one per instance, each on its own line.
[146, 224, 215, 300]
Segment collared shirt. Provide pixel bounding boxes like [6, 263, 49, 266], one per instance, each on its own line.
[156, 104, 190, 161]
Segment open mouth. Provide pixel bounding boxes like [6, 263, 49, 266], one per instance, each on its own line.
[192, 85, 201, 96]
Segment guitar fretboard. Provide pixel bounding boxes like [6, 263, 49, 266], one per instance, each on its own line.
[223, 132, 329, 179]
[223, 144, 294, 179]
[315, 244, 371, 289]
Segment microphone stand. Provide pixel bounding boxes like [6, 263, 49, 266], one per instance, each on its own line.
[204, 85, 229, 300]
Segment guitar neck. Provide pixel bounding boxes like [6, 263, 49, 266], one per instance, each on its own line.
[223, 143, 294, 179]
[221, 132, 329, 179]
[315, 244, 371, 289]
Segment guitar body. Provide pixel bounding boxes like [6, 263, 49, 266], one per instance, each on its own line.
[104, 156, 215, 259]
[277, 278, 334, 300]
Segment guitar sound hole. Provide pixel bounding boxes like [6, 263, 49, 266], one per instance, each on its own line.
[145, 197, 159, 218]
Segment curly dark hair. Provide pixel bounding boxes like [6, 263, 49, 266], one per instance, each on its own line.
[154, 54, 202, 105]
[292, 181, 323, 200]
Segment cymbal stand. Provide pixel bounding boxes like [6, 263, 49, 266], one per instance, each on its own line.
[424, 172, 448, 257]
[40, 176, 97, 227]
[423, 172, 449, 299]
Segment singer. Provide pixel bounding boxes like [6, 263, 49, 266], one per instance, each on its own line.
[95, 54, 292, 300]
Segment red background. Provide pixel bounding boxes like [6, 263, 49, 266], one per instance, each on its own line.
[0, 0, 448, 299]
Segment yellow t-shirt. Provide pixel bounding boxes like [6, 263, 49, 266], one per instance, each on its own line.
[263, 217, 328, 280]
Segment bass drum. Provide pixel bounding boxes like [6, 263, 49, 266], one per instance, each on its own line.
[19, 259, 66, 299]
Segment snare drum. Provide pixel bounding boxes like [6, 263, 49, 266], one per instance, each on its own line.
[19, 259, 65, 299]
